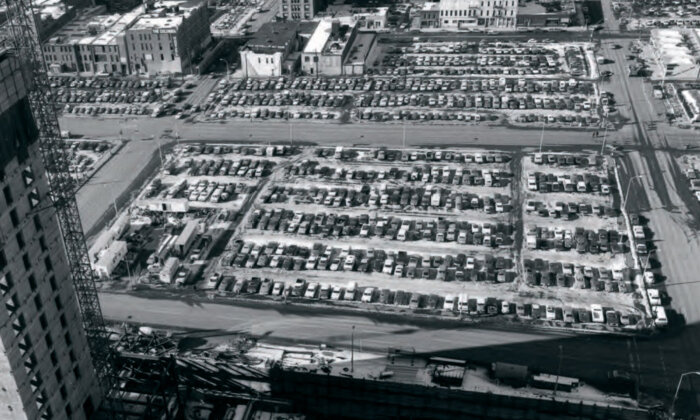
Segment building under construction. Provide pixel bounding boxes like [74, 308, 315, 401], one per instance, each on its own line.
[0, 49, 101, 420]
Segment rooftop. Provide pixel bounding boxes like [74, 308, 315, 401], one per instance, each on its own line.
[343, 32, 375, 65]
[304, 19, 353, 56]
[245, 21, 314, 53]
[517, 0, 576, 16]
[421, 2, 440, 12]
[130, 0, 203, 31]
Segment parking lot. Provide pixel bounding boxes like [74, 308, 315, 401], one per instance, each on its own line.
[53, 75, 192, 118]
[88, 144, 674, 334]
[614, 0, 700, 30]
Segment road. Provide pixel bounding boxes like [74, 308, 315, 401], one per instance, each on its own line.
[99, 292, 699, 412]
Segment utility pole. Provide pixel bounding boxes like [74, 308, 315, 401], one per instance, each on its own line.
[351, 325, 355, 374]
[539, 119, 545, 153]
[553, 345, 563, 397]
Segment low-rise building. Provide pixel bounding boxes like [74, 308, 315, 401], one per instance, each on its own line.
[279, 0, 326, 20]
[239, 21, 318, 77]
[415, 2, 440, 29]
[516, 0, 576, 27]
[323, 6, 388, 30]
[42, 6, 107, 73]
[301, 19, 357, 76]
[438, 0, 517, 29]
[650, 28, 700, 80]
[413, 0, 517, 29]
[125, 0, 212, 75]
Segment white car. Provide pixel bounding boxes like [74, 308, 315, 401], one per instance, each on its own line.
[443, 295, 457, 311]
[647, 288, 661, 306]
[304, 282, 319, 299]
[361, 287, 375, 303]
[330, 286, 344, 300]
[466, 257, 475, 270]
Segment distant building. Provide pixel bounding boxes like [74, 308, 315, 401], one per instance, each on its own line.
[42, 0, 211, 75]
[413, 0, 516, 29]
[438, 0, 517, 29]
[301, 19, 358, 76]
[516, 0, 576, 27]
[124, 0, 211, 75]
[42, 6, 109, 74]
[239, 21, 318, 77]
[323, 6, 388, 30]
[416, 2, 440, 28]
[279, 0, 326, 20]
[650, 28, 700, 80]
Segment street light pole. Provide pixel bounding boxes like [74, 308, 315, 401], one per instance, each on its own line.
[670, 371, 700, 418]
[539, 119, 545, 153]
[219, 58, 230, 81]
[351, 325, 355, 374]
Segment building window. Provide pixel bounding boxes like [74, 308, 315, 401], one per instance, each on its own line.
[16, 232, 25, 249]
[4, 185, 13, 205]
[34, 294, 42, 312]
[59, 385, 67, 400]
[49, 276, 57, 292]
[60, 314, 66, 328]
[45, 256, 53, 273]
[45, 332, 53, 349]
[10, 209, 19, 228]
[23, 254, 31, 271]
[54, 295, 62, 311]
[50, 351, 58, 367]
[39, 236, 47, 252]
[33, 215, 43, 232]
[72, 365, 81, 380]
[28, 274, 36, 291]
[64, 331, 72, 346]
[39, 314, 47, 329]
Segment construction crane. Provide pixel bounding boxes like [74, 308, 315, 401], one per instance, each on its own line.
[2, 0, 115, 404]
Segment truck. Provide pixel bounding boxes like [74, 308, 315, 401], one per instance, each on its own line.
[159, 257, 179, 284]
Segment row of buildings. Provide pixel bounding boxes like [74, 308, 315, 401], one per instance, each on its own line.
[41, 0, 211, 76]
[415, 0, 576, 29]
[239, 19, 379, 77]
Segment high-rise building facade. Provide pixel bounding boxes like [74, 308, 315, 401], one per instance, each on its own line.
[0, 50, 101, 420]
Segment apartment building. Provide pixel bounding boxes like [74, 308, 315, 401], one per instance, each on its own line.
[279, 0, 325, 20]
[414, 0, 517, 29]
[124, 0, 211, 75]
[438, 0, 517, 28]
[0, 50, 101, 420]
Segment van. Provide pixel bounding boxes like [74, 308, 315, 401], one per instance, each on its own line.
[653, 306, 668, 327]
[443, 295, 457, 311]
[591, 304, 605, 323]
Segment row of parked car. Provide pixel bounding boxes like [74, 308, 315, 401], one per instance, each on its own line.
[401, 40, 558, 56]
[268, 184, 511, 213]
[224, 241, 515, 282]
[48, 75, 175, 90]
[209, 275, 636, 327]
[179, 158, 274, 178]
[354, 93, 597, 111]
[527, 172, 614, 194]
[523, 258, 633, 292]
[526, 199, 619, 219]
[317, 147, 510, 164]
[247, 208, 514, 246]
[184, 144, 295, 157]
[209, 92, 348, 108]
[206, 108, 340, 121]
[65, 104, 151, 116]
[515, 114, 602, 126]
[287, 162, 512, 187]
[526, 226, 628, 255]
[532, 153, 598, 167]
[211, 75, 594, 95]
